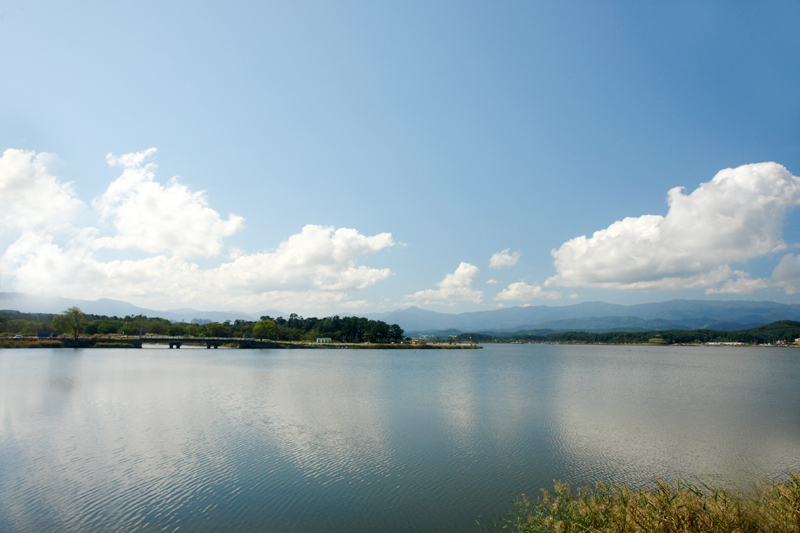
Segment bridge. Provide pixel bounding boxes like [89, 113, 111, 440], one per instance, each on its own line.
[135, 336, 279, 349]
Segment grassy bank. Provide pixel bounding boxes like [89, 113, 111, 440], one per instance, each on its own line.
[0, 339, 63, 348]
[493, 475, 800, 532]
[93, 342, 136, 348]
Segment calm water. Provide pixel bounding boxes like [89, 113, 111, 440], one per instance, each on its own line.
[1, 344, 799, 532]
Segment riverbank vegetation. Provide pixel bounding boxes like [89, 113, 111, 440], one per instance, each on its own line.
[494, 475, 800, 532]
[0, 338, 63, 348]
[5, 307, 800, 346]
[0, 309, 406, 344]
[457, 320, 800, 346]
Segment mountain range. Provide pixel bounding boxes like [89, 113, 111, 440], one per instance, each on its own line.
[0, 293, 283, 323]
[3, 292, 800, 334]
[371, 300, 800, 334]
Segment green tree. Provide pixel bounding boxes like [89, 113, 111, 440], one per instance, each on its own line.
[253, 319, 279, 340]
[53, 306, 87, 340]
[147, 318, 170, 335]
[168, 323, 190, 336]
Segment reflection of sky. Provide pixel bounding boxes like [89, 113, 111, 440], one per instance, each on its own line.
[255, 352, 395, 483]
[548, 345, 800, 487]
[0, 349, 251, 531]
[2, 346, 799, 532]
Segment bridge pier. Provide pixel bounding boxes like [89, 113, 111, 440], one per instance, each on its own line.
[169, 342, 182, 349]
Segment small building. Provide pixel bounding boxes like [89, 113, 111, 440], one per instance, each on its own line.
[316, 338, 332, 343]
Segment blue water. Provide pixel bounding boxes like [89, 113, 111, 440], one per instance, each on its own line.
[1, 344, 799, 532]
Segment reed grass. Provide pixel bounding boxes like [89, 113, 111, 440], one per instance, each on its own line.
[495, 475, 800, 533]
[0, 339, 63, 348]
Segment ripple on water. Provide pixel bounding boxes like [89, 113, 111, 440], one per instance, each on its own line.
[2, 346, 800, 532]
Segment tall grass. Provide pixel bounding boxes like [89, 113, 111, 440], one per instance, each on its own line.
[0, 339, 63, 348]
[496, 475, 800, 532]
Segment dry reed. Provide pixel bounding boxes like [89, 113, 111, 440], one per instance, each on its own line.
[498, 474, 800, 532]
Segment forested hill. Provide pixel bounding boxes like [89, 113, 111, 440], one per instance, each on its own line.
[455, 320, 800, 345]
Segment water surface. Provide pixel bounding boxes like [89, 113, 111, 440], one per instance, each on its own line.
[1, 344, 798, 532]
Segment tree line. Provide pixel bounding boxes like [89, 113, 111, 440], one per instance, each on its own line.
[0, 308, 406, 344]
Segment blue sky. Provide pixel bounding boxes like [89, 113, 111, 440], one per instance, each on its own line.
[1, 0, 800, 315]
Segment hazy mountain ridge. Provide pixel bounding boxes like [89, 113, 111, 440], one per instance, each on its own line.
[0, 293, 285, 323]
[378, 300, 800, 334]
[2, 292, 800, 333]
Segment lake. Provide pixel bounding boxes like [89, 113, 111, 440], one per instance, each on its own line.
[1, 344, 799, 532]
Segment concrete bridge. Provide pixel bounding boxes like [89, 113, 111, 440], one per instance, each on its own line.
[135, 336, 278, 349]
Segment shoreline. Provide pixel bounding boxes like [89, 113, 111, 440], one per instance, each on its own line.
[0, 337, 482, 349]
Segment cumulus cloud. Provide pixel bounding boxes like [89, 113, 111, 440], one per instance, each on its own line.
[495, 281, 561, 301]
[489, 249, 520, 268]
[2, 224, 394, 310]
[215, 225, 393, 292]
[546, 163, 800, 293]
[771, 254, 800, 294]
[0, 149, 395, 311]
[94, 148, 244, 258]
[0, 149, 85, 232]
[704, 269, 771, 295]
[405, 262, 483, 305]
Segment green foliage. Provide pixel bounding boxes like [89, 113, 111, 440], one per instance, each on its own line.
[168, 322, 190, 336]
[53, 306, 87, 340]
[250, 315, 403, 343]
[2, 308, 402, 344]
[0, 339, 63, 348]
[496, 475, 800, 533]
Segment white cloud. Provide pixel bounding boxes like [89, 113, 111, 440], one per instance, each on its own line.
[1, 224, 394, 309]
[0, 149, 86, 232]
[704, 269, 771, 295]
[215, 225, 393, 292]
[340, 300, 371, 309]
[94, 148, 244, 258]
[106, 147, 157, 168]
[486, 279, 498, 284]
[495, 281, 561, 301]
[405, 262, 483, 305]
[0, 149, 395, 312]
[771, 254, 800, 294]
[489, 249, 520, 268]
[546, 162, 800, 293]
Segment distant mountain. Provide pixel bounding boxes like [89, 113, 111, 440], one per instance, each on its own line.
[377, 300, 800, 333]
[0, 293, 285, 323]
[4, 291, 800, 333]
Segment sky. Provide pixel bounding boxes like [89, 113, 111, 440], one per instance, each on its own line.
[2, 0, 800, 316]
